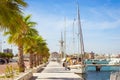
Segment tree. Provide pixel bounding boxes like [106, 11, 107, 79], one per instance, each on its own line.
[0, 0, 27, 31]
[23, 15, 38, 68]
[0, 52, 13, 63]
[0, 52, 6, 58]
[4, 15, 38, 72]
[41, 46, 50, 63]
[34, 36, 46, 66]
[24, 36, 45, 68]
[6, 53, 14, 59]
[24, 36, 38, 68]
[27, 36, 50, 67]
[0, 0, 27, 72]
[36, 39, 50, 64]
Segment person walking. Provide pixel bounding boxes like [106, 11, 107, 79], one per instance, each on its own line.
[64, 56, 71, 70]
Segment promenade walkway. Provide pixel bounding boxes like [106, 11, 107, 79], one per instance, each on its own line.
[30, 61, 82, 80]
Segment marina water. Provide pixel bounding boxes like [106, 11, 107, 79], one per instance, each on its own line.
[78, 65, 120, 80]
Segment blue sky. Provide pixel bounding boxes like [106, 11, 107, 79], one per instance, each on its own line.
[0, 0, 120, 54]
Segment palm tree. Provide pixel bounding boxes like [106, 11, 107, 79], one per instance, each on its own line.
[24, 38, 37, 68]
[0, 0, 27, 31]
[23, 15, 39, 68]
[24, 35, 47, 68]
[35, 36, 50, 65]
[4, 29, 26, 72]
[25, 35, 49, 67]
[41, 45, 50, 63]
[19, 15, 38, 71]
[24, 36, 46, 68]
[34, 36, 46, 66]
[4, 15, 38, 72]
[0, 1, 27, 72]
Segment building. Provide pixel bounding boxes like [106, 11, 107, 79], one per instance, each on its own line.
[3, 48, 12, 53]
[51, 52, 60, 61]
[88, 51, 95, 59]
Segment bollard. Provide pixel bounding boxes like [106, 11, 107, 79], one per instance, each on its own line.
[96, 65, 101, 72]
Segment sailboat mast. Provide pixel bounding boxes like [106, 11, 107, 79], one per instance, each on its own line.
[60, 32, 64, 59]
[73, 19, 75, 55]
[64, 17, 66, 58]
[77, 3, 85, 62]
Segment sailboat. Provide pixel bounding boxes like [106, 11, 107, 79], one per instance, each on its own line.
[67, 2, 86, 74]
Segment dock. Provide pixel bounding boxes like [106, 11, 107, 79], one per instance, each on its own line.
[30, 61, 83, 80]
[87, 64, 120, 66]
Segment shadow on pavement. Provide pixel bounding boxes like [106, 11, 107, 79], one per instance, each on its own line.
[37, 68, 44, 73]
[36, 77, 81, 80]
[30, 76, 37, 80]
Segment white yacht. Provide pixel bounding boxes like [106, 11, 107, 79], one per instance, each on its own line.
[109, 58, 120, 65]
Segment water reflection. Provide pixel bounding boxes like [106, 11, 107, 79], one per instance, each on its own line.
[76, 71, 111, 80]
[75, 66, 120, 80]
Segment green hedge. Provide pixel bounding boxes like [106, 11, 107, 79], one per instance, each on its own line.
[0, 52, 13, 59]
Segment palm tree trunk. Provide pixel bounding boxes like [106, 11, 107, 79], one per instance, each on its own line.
[38, 54, 41, 65]
[18, 46, 25, 72]
[34, 54, 37, 67]
[38, 54, 40, 65]
[36, 54, 39, 66]
[36, 54, 38, 66]
[29, 52, 33, 68]
[39, 55, 41, 64]
[40, 56, 43, 64]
